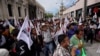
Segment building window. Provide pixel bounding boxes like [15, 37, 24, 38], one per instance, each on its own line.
[8, 4, 13, 17]
[25, 8, 26, 16]
[71, 11, 74, 17]
[18, 7, 21, 17]
[76, 9, 82, 19]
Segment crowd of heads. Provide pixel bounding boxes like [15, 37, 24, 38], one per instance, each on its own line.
[0, 16, 100, 56]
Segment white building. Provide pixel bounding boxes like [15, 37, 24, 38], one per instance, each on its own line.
[0, 0, 29, 20]
[28, 0, 45, 20]
[36, 1, 45, 19]
[0, 0, 45, 20]
[63, 0, 100, 19]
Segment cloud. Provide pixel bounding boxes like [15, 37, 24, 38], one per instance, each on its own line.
[36, 0, 77, 14]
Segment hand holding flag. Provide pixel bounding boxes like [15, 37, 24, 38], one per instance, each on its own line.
[17, 16, 33, 50]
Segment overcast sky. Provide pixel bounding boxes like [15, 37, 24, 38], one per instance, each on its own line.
[36, 0, 77, 15]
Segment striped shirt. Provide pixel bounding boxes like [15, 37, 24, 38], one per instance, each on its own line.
[53, 45, 70, 56]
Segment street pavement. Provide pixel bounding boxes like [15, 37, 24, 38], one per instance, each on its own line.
[40, 42, 100, 56]
[86, 42, 100, 56]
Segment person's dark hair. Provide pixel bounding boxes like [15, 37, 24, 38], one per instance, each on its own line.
[58, 34, 67, 44]
[67, 23, 75, 29]
[11, 29, 19, 37]
[75, 29, 83, 35]
[4, 25, 9, 29]
[31, 28, 35, 34]
[0, 24, 5, 31]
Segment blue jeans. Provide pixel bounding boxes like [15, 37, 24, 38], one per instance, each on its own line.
[44, 42, 54, 56]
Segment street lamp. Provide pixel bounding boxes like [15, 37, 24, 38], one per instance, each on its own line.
[60, 0, 64, 18]
[59, 0, 66, 18]
[56, 0, 65, 18]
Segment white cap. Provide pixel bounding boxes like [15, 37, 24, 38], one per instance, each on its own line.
[79, 23, 82, 25]
[42, 23, 45, 26]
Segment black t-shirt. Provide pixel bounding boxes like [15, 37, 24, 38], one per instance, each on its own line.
[16, 40, 31, 56]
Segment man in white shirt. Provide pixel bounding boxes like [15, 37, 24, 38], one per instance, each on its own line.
[41, 23, 54, 56]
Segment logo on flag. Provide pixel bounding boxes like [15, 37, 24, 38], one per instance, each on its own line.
[17, 16, 33, 50]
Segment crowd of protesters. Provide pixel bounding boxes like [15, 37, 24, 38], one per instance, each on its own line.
[0, 16, 100, 56]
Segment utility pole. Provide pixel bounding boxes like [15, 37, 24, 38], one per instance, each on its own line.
[60, 0, 64, 18]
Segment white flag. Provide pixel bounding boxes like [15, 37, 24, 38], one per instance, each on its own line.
[98, 17, 100, 29]
[14, 16, 20, 26]
[3, 19, 11, 27]
[35, 27, 40, 35]
[60, 20, 62, 28]
[55, 28, 63, 36]
[65, 17, 69, 26]
[73, 18, 77, 23]
[61, 17, 69, 33]
[93, 12, 97, 19]
[3, 19, 15, 33]
[29, 20, 34, 28]
[99, 17, 100, 23]
[17, 16, 33, 50]
[14, 16, 20, 29]
[52, 17, 56, 25]
[30, 20, 40, 35]
[79, 16, 82, 25]
[79, 16, 82, 23]
[14, 16, 17, 26]
[36, 23, 40, 35]
[89, 8, 92, 15]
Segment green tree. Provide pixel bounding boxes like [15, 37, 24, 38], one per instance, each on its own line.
[45, 13, 53, 18]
